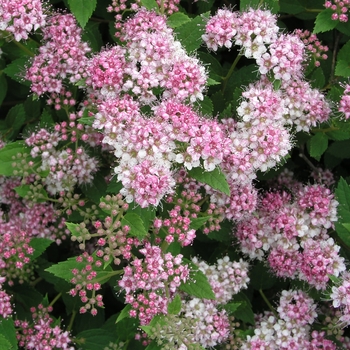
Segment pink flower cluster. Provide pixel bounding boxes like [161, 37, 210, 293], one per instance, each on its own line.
[236, 181, 345, 290]
[0, 276, 12, 318]
[118, 243, 189, 325]
[203, 8, 331, 132]
[0, 0, 46, 41]
[339, 83, 350, 119]
[295, 29, 329, 67]
[241, 289, 333, 349]
[69, 252, 104, 316]
[325, 0, 350, 22]
[25, 113, 99, 194]
[330, 271, 350, 327]
[26, 14, 91, 96]
[15, 303, 73, 349]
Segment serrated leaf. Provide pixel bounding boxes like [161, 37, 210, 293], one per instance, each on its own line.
[141, 0, 158, 10]
[75, 329, 117, 350]
[335, 222, 350, 247]
[0, 335, 11, 350]
[336, 177, 350, 213]
[335, 40, 350, 77]
[167, 12, 191, 28]
[121, 213, 148, 239]
[314, 9, 337, 33]
[309, 67, 325, 89]
[116, 304, 131, 323]
[222, 302, 241, 314]
[29, 238, 53, 260]
[309, 133, 328, 160]
[189, 216, 211, 230]
[167, 294, 181, 315]
[82, 21, 103, 52]
[0, 73, 7, 105]
[175, 14, 208, 53]
[14, 184, 49, 202]
[3, 57, 30, 86]
[198, 96, 213, 116]
[40, 110, 54, 128]
[0, 318, 17, 350]
[128, 204, 156, 232]
[179, 259, 215, 299]
[0, 141, 32, 176]
[326, 130, 350, 141]
[188, 166, 230, 195]
[67, 0, 97, 29]
[5, 104, 26, 132]
[81, 172, 107, 204]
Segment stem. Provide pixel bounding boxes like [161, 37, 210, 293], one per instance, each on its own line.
[222, 53, 242, 94]
[299, 144, 319, 172]
[67, 310, 77, 332]
[259, 289, 278, 318]
[12, 40, 35, 57]
[330, 32, 342, 84]
[30, 277, 43, 287]
[49, 292, 62, 308]
[304, 8, 323, 13]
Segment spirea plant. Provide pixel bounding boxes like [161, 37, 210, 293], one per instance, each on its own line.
[1, 0, 350, 348]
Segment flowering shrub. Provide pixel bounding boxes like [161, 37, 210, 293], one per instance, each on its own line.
[1, 0, 350, 349]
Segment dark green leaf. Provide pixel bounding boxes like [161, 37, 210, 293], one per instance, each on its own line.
[128, 204, 156, 232]
[335, 40, 350, 77]
[3, 57, 30, 86]
[280, 0, 305, 14]
[82, 22, 103, 52]
[29, 238, 53, 260]
[175, 14, 208, 53]
[327, 130, 350, 141]
[240, 0, 260, 10]
[81, 172, 108, 204]
[0, 335, 11, 350]
[121, 213, 148, 239]
[5, 104, 26, 135]
[0, 73, 7, 105]
[222, 302, 241, 314]
[179, 259, 215, 299]
[309, 67, 325, 89]
[167, 294, 181, 315]
[314, 9, 337, 33]
[326, 139, 350, 158]
[188, 166, 230, 195]
[67, 0, 97, 28]
[75, 329, 116, 350]
[309, 133, 328, 160]
[250, 262, 279, 290]
[0, 141, 32, 176]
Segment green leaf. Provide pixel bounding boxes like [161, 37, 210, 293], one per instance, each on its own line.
[336, 177, 350, 213]
[81, 172, 108, 204]
[78, 117, 94, 126]
[140, 0, 159, 11]
[188, 166, 230, 195]
[145, 341, 163, 350]
[0, 335, 11, 350]
[29, 238, 53, 260]
[326, 130, 350, 141]
[167, 294, 181, 315]
[14, 184, 49, 203]
[175, 13, 208, 53]
[263, 0, 280, 13]
[5, 104, 26, 138]
[198, 96, 214, 116]
[179, 259, 215, 299]
[0, 73, 7, 105]
[222, 302, 241, 314]
[75, 329, 117, 350]
[67, 0, 97, 29]
[335, 222, 350, 247]
[314, 9, 338, 33]
[0, 141, 32, 176]
[3, 57, 30, 86]
[189, 216, 211, 230]
[116, 304, 131, 323]
[40, 109, 55, 128]
[106, 178, 123, 194]
[335, 40, 350, 77]
[128, 204, 156, 232]
[82, 22, 103, 52]
[167, 12, 191, 28]
[309, 133, 328, 160]
[0, 318, 17, 350]
[343, 223, 350, 232]
[121, 213, 148, 239]
[335, 178, 350, 247]
[309, 67, 325, 89]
